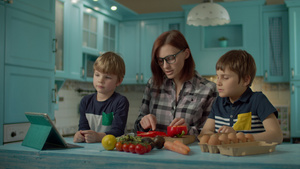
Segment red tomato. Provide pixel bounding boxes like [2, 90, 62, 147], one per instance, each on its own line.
[146, 144, 151, 153]
[122, 143, 130, 152]
[167, 126, 188, 137]
[135, 144, 146, 155]
[115, 142, 123, 151]
[129, 143, 136, 153]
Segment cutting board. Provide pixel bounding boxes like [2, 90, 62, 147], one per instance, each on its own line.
[164, 135, 196, 145]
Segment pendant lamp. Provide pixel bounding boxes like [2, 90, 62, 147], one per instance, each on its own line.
[187, 0, 230, 26]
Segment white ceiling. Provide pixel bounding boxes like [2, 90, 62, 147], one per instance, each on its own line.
[114, 0, 284, 14]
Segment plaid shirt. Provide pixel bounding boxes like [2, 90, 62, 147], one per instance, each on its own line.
[134, 71, 217, 136]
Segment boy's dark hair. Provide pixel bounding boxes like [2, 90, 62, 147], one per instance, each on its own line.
[216, 50, 256, 87]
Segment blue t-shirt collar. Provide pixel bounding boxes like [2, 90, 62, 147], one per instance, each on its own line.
[223, 87, 253, 105]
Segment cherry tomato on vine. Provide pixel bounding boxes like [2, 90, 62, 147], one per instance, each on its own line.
[115, 142, 123, 151]
[129, 143, 136, 153]
[146, 144, 151, 153]
[135, 144, 146, 155]
[122, 143, 130, 152]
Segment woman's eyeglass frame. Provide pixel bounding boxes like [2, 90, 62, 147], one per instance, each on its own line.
[156, 49, 185, 66]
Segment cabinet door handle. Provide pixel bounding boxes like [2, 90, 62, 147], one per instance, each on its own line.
[291, 84, 294, 94]
[264, 71, 268, 80]
[140, 73, 144, 83]
[291, 68, 294, 79]
[136, 73, 139, 83]
[52, 89, 56, 103]
[81, 67, 85, 78]
[52, 39, 57, 53]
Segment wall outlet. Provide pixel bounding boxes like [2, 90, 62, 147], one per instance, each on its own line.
[4, 123, 30, 143]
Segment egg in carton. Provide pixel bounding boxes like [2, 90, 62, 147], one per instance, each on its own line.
[198, 132, 256, 154]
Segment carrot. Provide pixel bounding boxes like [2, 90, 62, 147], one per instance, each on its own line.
[164, 141, 189, 155]
[173, 140, 190, 152]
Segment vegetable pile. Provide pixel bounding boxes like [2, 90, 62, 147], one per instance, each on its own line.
[115, 135, 166, 155]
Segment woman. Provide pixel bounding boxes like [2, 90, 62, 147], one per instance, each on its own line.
[134, 30, 217, 136]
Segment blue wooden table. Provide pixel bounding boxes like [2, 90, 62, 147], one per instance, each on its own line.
[0, 137, 299, 169]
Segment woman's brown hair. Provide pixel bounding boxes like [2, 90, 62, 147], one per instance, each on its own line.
[151, 30, 195, 87]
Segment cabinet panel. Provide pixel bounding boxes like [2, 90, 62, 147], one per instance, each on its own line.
[10, 0, 55, 21]
[67, 3, 83, 80]
[0, 3, 5, 145]
[290, 82, 300, 138]
[289, 7, 300, 80]
[140, 20, 163, 84]
[263, 7, 289, 82]
[119, 21, 140, 84]
[4, 66, 55, 123]
[5, 8, 55, 70]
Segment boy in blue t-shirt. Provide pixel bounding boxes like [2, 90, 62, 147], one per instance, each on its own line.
[73, 52, 129, 143]
[200, 50, 283, 144]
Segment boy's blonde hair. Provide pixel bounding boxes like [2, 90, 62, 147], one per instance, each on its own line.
[93, 52, 125, 82]
[216, 50, 256, 87]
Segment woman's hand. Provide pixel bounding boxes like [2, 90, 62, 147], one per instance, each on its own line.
[218, 126, 236, 134]
[169, 118, 187, 126]
[140, 114, 157, 131]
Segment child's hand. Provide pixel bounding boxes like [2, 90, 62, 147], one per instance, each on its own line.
[73, 130, 85, 143]
[218, 126, 236, 134]
[80, 130, 103, 143]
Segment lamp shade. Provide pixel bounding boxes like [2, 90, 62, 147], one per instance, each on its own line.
[187, 2, 230, 26]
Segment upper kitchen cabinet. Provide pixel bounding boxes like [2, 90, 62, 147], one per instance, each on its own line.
[5, 1, 55, 70]
[286, 0, 300, 81]
[119, 21, 141, 84]
[55, 0, 120, 82]
[55, 0, 83, 81]
[183, 0, 265, 76]
[119, 14, 184, 84]
[262, 5, 289, 82]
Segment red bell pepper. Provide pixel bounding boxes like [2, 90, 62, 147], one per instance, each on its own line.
[167, 126, 188, 137]
[136, 131, 168, 137]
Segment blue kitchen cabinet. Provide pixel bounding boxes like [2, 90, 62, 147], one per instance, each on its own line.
[286, 0, 300, 141]
[287, 1, 300, 81]
[5, 7, 55, 70]
[4, 66, 55, 123]
[262, 5, 289, 82]
[119, 19, 162, 84]
[55, 0, 83, 81]
[102, 15, 119, 53]
[140, 19, 163, 84]
[1, 0, 55, 145]
[119, 21, 141, 84]
[183, 0, 265, 76]
[0, 2, 5, 145]
[119, 17, 183, 84]
[290, 81, 300, 141]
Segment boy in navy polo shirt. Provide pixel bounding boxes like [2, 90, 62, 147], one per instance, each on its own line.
[73, 52, 129, 143]
[200, 50, 283, 144]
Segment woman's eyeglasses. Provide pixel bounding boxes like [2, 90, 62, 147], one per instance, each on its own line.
[157, 49, 184, 66]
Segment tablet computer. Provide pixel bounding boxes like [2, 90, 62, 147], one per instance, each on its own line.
[22, 112, 83, 150]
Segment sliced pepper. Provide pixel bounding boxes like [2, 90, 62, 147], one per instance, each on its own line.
[136, 131, 168, 137]
[167, 126, 188, 137]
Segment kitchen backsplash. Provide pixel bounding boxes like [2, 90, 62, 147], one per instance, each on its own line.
[55, 76, 290, 136]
